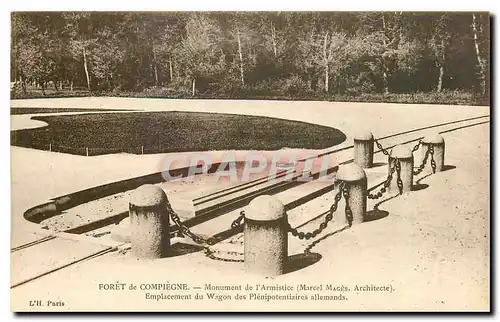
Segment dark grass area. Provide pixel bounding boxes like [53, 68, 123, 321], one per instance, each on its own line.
[10, 111, 346, 156]
[11, 107, 135, 115]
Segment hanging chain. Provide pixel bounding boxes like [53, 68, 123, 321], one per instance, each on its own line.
[167, 201, 245, 262]
[368, 158, 403, 198]
[413, 144, 437, 175]
[205, 248, 244, 263]
[395, 159, 404, 195]
[412, 140, 422, 152]
[368, 159, 397, 200]
[413, 145, 431, 175]
[374, 138, 390, 156]
[168, 201, 216, 245]
[231, 211, 245, 228]
[288, 181, 345, 240]
[205, 210, 245, 262]
[430, 145, 436, 174]
[342, 184, 353, 227]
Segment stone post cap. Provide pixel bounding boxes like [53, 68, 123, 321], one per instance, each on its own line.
[336, 163, 367, 182]
[130, 184, 168, 207]
[354, 131, 374, 141]
[390, 145, 413, 159]
[422, 133, 445, 144]
[246, 195, 285, 221]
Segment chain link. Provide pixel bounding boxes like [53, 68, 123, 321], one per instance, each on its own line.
[374, 139, 390, 156]
[429, 145, 436, 174]
[205, 210, 246, 262]
[169, 201, 215, 245]
[204, 248, 244, 263]
[288, 181, 345, 240]
[342, 184, 353, 227]
[368, 159, 397, 200]
[413, 145, 430, 175]
[413, 144, 437, 175]
[395, 159, 404, 195]
[412, 140, 422, 152]
[231, 211, 245, 228]
[204, 228, 245, 262]
[167, 201, 246, 261]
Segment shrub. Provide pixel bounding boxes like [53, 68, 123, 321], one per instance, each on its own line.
[279, 75, 312, 97]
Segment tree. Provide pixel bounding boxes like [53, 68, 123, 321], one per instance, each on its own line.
[471, 13, 489, 95]
[413, 13, 454, 93]
[63, 12, 97, 91]
[350, 12, 421, 95]
[176, 14, 226, 95]
[12, 13, 65, 95]
[91, 23, 125, 90]
[297, 13, 347, 94]
[10, 11, 490, 101]
[153, 14, 186, 84]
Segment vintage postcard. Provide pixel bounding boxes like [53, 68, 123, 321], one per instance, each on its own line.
[10, 11, 490, 312]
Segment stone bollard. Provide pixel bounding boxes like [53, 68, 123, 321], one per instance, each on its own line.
[353, 131, 374, 168]
[129, 184, 170, 259]
[389, 145, 413, 193]
[336, 163, 367, 225]
[244, 195, 287, 277]
[422, 134, 445, 172]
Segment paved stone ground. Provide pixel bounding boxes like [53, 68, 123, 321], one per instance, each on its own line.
[10, 98, 490, 311]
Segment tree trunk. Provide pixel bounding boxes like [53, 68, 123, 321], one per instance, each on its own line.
[472, 13, 486, 95]
[271, 22, 277, 58]
[323, 32, 329, 93]
[192, 78, 196, 96]
[70, 79, 74, 92]
[82, 46, 91, 91]
[53, 81, 58, 91]
[20, 75, 27, 94]
[237, 31, 245, 86]
[169, 56, 173, 82]
[152, 42, 159, 86]
[324, 65, 329, 93]
[381, 14, 390, 95]
[41, 82, 46, 96]
[382, 68, 389, 95]
[437, 64, 444, 92]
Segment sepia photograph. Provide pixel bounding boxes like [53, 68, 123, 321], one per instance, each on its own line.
[9, 10, 490, 312]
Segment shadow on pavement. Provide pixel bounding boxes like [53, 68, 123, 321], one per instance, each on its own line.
[168, 242, 204, 258]
[442, 165, 456, 172]
[285, 252, 323, 274]
[302, 225, 351, 256]
[364, 209, 389, 222]
[412, 183, 429, 191]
